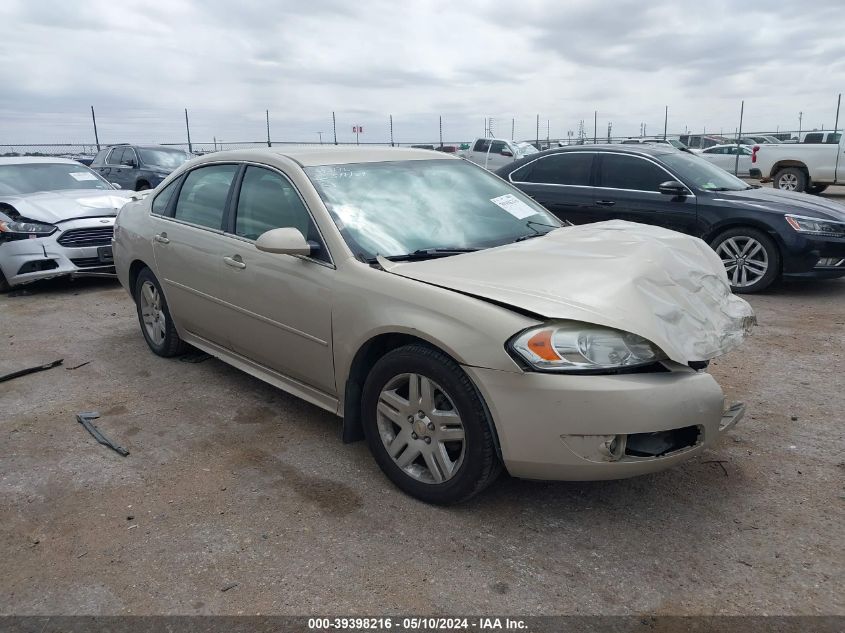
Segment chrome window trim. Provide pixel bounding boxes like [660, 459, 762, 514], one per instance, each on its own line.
[597, 152, 696, 197]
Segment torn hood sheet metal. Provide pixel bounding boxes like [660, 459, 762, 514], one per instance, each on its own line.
[0, 189, 133, 224]
[378, 221, 756, 364]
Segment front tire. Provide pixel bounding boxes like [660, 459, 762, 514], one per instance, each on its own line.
[773, 167, 807, 192]
[134, 267, 186, 357]
[711, 227, 780, 293]
[0, 269, 10, 293]
[361, 344, 501, 504]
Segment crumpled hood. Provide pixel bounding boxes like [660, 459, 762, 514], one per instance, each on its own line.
[716, 187, 845, 222]
[380, 221, 756, 364]
[0, 189, 133, 224]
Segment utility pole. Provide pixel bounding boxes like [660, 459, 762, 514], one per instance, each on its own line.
[593, 110, 597, 144]
[184, 108, 193, 154]
[332, 111, 337, 145]
[90, 106, 100, 151]
[734, 100, 745, 176]
[389, 115, 394, 147]
[266, 109, 271, 147]
[663, 105, 668, 140]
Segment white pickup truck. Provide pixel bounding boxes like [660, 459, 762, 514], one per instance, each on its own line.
[750, 132, 843, 194]
[460, 138, 538, 171]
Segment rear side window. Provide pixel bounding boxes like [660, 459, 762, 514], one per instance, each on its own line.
[490, 141, 507, 154]
[151, 178, 180, 215]
[173, 164, 238, 230]
[599, 154, 669, 192]
[826, 133, 841, 144]
[107, 148, 125, 165]
[803, 133, 823, 143]
[473, 139, 490, 152]
[522, 153, 593, 186]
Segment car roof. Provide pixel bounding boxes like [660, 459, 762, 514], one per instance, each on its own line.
[535, 143, 675, 157]
[194, 146, 455, 167]
[0, 156, 83, 165]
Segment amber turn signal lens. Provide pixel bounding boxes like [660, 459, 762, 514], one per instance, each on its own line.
[526, 329, 561, 361]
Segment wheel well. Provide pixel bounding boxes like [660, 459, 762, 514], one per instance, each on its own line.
[136, 179, 151, 190]
[127, 259, 150, 299]
[770, 160, 808, 179]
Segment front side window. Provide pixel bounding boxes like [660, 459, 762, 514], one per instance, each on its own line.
[234, 166, 328, 261]
[523, 153, 593, 186]
[598, 154, 669, 192]
[305, 159, 561, 260]
[173, 164, 238, 230]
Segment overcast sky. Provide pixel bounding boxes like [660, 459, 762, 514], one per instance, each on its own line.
[1, 0, 844, 148]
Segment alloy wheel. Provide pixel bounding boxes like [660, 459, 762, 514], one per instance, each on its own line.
[139, 280, 167, 345]
[376, 373, 466, 484]
[778, 173, 799, 191]
[716, 236, 769, 288]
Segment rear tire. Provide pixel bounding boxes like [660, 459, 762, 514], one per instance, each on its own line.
[0, 269, 10, 293]
[361, 344, 501, 504]
[773, 167, 807, 192]
[806, 184, 828, 195]
[134, 267, 186, 357]
[711, 227, 780, 293]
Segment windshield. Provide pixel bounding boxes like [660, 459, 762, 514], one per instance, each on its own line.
[0, 163, 113, 195]
[138, 148, 190, 169]
[305, 159, 561, 259]
[516, 142, 539, 156]
[660, 151, 750, 192]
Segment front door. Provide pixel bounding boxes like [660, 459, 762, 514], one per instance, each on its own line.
[215, 165, 336, 395]
[594, 153, 698, 235]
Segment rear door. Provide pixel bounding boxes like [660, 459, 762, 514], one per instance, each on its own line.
[508, 152, 597, 225]
[149, 163, 241, 347]
[215, 165, 336, 395]
[594, 152, 698, 235]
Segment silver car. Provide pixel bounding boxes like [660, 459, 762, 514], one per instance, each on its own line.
[113, 147, 754, 503]
[0, 157, 132, 291]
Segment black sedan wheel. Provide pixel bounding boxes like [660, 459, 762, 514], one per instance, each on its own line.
[712, 227, 780, 293]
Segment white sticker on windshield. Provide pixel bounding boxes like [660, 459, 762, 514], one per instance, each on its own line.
[70, 172, 98, 181]
[490, 193, 535, 219]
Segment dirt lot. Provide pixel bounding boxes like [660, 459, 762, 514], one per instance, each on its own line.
[2, 238, 844, 615]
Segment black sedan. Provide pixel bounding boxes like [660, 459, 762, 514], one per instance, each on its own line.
[495, 145, 845, 292]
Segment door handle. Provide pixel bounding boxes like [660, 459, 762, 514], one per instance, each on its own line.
[223, 255, 246, 269]
[154, 233, 170, 244]
[595, 200, 616, 207]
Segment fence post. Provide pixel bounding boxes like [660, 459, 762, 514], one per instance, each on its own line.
[184, 108, 193, 154]
[734, 100, 744, 176]
[266, 110, 271, 147]
[439, 115, 443, 147]
[663, 105, 668, 140]
[593, 110, 597, 144]
[332, 112, 337, 145]
[834, 93, 842, 135]
[390, 114, 394, 147]
[511, 118, 514, 141]
[90, 106, 100, 151]
[536, 114, 539, 148]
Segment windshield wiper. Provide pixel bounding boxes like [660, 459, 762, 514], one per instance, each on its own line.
[379, 247, 481, 262]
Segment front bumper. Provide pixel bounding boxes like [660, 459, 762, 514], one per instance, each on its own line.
[465, 364, 742, 481]
[780, 232, 845, 276]
[0, 217, 116, 287]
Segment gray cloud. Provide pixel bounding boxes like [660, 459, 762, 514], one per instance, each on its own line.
[0, 0, 843, 146]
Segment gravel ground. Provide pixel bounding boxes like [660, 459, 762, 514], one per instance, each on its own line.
[1, 241, 844, 616]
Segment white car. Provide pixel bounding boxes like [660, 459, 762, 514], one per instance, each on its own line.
[461, 138, 537, 171]
[0, 157, 133, 291]
[697, 144, 754, 177]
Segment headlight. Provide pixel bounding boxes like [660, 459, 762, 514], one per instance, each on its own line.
[509, 323, 667, 372]
[0, 219, 57, 236]
[785, 214, 845, 238]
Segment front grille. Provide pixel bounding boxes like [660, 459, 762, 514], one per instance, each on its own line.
[57, 226, 114, 247]
[70, 257, 112, 269]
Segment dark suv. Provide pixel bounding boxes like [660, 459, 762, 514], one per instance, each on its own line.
[90, 144, 191, 191]
[496, 145, 845, 293]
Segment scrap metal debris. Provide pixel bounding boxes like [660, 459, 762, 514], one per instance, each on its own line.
[0, 359, 63, 383]
[220, 583, 239, 592]
[66, 361, 91, 371]
[76, 411, 129, 456]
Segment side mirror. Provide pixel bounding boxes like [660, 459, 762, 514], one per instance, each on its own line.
[501, 149, 514, 157]
[659, 181, 688, 197]
[255, 227, 312, 256]
[110, 182, 122, 189]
